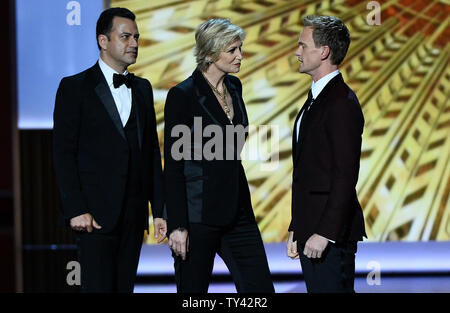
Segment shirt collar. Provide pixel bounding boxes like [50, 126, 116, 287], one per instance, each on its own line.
[98, 57, 129, 88]
[310, 70, 340, 99]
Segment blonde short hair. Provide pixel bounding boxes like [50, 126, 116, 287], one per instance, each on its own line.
[194, 19, 246, 71]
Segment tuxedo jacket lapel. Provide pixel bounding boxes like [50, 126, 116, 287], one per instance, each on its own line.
[224, 76, 248, 127]
[93, 68, 126, 141]
[131, 81, 145, 150]
[193, 69, 238, 127]
[196, 90, 221, 125]
[91, 63, 146, 149]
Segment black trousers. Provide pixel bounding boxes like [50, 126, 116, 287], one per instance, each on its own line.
[298, 241, 357, 293]
[76, 196, 145, 293]
[174, 211, 274, 293]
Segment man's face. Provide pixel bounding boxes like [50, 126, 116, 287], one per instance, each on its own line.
[213, 39, 243, 74]
[100, 17, 139, 71]
[295, 27, 323, 77]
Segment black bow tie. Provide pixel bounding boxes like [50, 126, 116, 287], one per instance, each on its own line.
[113, 73, 134, 88]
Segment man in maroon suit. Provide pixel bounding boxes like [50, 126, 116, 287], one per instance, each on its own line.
[287, 15, 367, 293]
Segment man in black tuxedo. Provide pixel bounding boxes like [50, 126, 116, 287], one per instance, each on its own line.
[53, 7, 166, 292]
[287, 15, 367, 293]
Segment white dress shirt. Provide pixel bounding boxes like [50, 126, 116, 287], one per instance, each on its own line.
[295, 70, 340, 244]
[98, 57, 132, 126]
[295, 70, 340, 141]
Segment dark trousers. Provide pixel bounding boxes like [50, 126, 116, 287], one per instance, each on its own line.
[298, 241, 357, 293]
[174, 212, 274, 293]
[76, 196, 145, 293]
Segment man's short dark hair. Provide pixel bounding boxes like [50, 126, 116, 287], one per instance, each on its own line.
[303, 15, 350, 65]
[96, 7, 136, 50]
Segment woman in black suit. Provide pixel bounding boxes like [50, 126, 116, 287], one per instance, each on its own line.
[164, 19, 274, 293]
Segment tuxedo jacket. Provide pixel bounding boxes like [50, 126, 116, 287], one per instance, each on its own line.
[289, 74, 367, 244]
[53, 63, 164, 233]
[164, 69, 253, 234]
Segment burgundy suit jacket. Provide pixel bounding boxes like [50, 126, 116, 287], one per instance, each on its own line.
[289, 74, 367, 244]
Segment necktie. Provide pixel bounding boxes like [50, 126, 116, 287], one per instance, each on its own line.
[113, 73, 135, 88]
[298, 89, 314, 138]
[303, 89, 314, 113]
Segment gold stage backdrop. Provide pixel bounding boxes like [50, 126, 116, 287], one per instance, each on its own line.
[108, 0, 450, 243]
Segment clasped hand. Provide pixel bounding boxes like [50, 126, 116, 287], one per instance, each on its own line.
[168, 229, 189, 260]
[287, 232, 329, 259]
[303, 234, 329, 258]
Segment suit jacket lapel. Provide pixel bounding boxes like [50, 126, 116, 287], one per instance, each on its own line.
[294, 104, 313, 163]
[192, 69, 235, 126]
[93, 64, 126, 141]
[295, 107, 311, 163]
[293, 73, 344, 164]
[224, 76, 248, 127]
[195, 90, 221, 125]
[292, 105, 305, 162]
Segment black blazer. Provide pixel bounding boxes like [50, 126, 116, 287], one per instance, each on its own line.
[289, 74, 367, 244]
[53, 63, 164, 233]
[164, 69, 253, 234]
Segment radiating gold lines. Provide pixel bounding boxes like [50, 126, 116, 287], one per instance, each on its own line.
[110, 0, 450, 243]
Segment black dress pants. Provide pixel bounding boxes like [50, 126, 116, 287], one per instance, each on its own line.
[76, 196, 145, 293]
[298, 241, 357, 293]
[174, 211, 274, 293]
